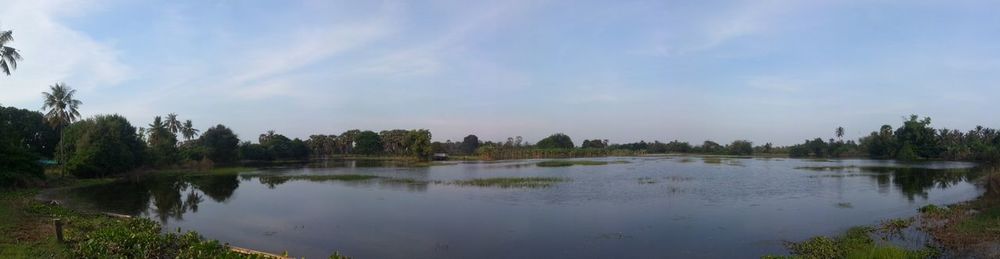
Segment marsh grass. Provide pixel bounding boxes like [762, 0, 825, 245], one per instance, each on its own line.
[536, 160, 622, 167]
[449, 177, 566, 188]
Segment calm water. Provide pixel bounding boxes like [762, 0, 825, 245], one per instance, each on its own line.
[62, 156, 985, 258]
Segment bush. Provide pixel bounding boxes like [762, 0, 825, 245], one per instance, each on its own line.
[75, 218, 237, 258]
[58, 115, 145, 178]
[199, 125, 240, 164]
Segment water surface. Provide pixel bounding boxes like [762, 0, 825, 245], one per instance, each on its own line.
[64, 157, 984, 258]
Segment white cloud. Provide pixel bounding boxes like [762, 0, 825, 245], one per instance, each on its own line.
[0, 0, 130, 107]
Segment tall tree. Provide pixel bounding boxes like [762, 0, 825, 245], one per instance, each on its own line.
[460, 134, 480, 155]
[165, 113, 182, 134]
[0, 29, 21, 76]
[536, 133, 574, 149]
[181, 119, 199, 141]
[41, 83, 82, 129]
[835, 126, 845, 142]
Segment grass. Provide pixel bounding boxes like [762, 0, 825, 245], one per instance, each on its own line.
[536, 160, 616, 167]
[449, 177, 567, 188]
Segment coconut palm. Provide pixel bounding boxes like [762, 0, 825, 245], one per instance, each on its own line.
[165, 113, 182, 134]
[835, 126, 845, 142]
[181, 120, 199, 141]
[0, 28, 22, 76]
[41, 83, 82, 129]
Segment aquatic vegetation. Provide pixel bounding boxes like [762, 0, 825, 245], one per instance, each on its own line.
[449, 177, 566, 188]
[702, 157, 722, 164]
[836, 202, 853, 208]
[637, 177, 656, 184]
[381, 178, 430, 185]
[771, 226, 938, 259]
[918, 204, 948, 216]
[536, 160, 625, 167]
[877, 218, 914, 239]
[664, 175, 694, 182]
[267, 174, 380, 182]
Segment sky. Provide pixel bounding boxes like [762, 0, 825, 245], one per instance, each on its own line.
[1, 0, 999, 145]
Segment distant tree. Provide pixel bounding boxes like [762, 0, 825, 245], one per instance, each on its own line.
[199, 125, 239, 164]
[41, 83, 82, 129]
[835, 126, 845, 142]
[404, 129, 433, 160]
[581, 139, 608, 149]
[238, 141, 270, 161]
[181, 120, 199, 141]
[58, 115, 145, 178]
[461, 134, 480, 155]
[893, 115, 940, 160]
[1, 28, 22, 76]
[165, 113, 181, 134]
[700, 140, 723, 154]
[727, 140, 753, 155]
[536, 133, 574, 149]
[146, 116, 178, 166]
[353, 131, 383, 155]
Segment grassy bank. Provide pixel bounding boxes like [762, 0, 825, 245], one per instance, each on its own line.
[917, 172, 1000, 258]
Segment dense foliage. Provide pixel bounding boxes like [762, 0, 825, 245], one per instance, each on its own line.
[536, 133, 574, 149]
[199, 125, 240, 164]
[0, 106, 53, 187]
[58, 115, 145, 178]
[787, 115, 1000, 161]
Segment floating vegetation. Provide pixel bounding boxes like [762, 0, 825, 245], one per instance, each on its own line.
[836, 202, 853, 208]
[918, 204, 949, 216]
[678, 158, 695, 163]
[637, 177, 656, 184]
[877, 218, 914, 240]
[795, 166, 861, 171]
[702, 157, 723, 164]
[771, 226, 939, 259]
[449, 177, 567, 188]
[261, 174, 381, 182]
[665, 175, 694, 182]
[536, 160, 627, 167]
[381, 178, 430, 185]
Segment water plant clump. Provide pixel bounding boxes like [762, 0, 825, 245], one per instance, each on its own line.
[768, 226, 939, 259]
[450, 177, 567, 188]
[536, 160, 609, 167]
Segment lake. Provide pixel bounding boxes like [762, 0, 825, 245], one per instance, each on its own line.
[60, 156, 985, 258]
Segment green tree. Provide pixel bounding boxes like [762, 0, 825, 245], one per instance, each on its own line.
[536, 133, 574, 149]
[581, 139, 608, 149]
[0, 105, 59, 157]
[41, 83, 82, 129]
[727, 140, 754, 155]
[404, 129, 433, 160]
[146, 116, 178, 167]
[0, 29, 21, 76]
[198, 125, 239, 164]
[353, 131, 383, 155]
[181, 120, 199, 141]
[165, 113, 182, 134]
[58, 115, 145, 178]
[835, 126, 845, 142]
[893, 115, 940, 160]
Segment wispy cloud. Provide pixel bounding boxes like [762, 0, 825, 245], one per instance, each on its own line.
[0, 0, 131, 106]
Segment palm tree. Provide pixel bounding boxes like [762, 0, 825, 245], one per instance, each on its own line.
[165, 113, 181, 134]
[41, 83, 82, 129]
[181, 120, 199, 141]
[0, 28, 22, 76]
[148, 116, 168, 144]
[835, 126, 845, 142]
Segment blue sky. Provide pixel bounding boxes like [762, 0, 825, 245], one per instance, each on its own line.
[1, 0, 999, 145]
